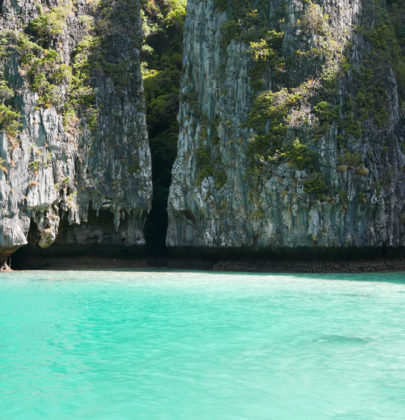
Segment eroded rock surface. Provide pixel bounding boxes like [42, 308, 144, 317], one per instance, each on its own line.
[0, 0, 151, 264]
[168, 0, 405, 251]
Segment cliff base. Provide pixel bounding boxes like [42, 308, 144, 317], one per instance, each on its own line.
[6, 245, 405, 273]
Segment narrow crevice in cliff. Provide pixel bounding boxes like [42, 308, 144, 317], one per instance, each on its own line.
[140, 1, 186, 255]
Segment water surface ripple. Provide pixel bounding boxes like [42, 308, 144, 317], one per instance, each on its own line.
[1, 271, 405, 419]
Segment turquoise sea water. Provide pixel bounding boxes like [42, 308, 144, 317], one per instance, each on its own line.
[0, 271, 405, 419]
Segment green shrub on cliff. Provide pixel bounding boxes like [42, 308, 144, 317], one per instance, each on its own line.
[0, 82, 13, 103]
[0, 36, 21, 139]
[0, 104, 21, 138]
[2, 2, 99, 130]
[303, 172, 328, 199]
[14, 33, 66, 109]
[30, 3, 72, 47]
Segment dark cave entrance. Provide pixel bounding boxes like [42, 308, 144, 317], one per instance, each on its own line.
[141, 2, 186, 256]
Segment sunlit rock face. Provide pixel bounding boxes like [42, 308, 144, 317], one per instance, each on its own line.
[0, 0, 152, 264]
[167, 0, 405, 251]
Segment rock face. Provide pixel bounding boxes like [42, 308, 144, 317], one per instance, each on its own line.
[0, 0, 151, 264]
[167, 0, 405, 251]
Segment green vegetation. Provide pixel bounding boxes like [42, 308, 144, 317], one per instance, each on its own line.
[214, 1, 343, 195]
[0, 38, 21, 138]
[64, 35, 98, 132]
[338, 152, 369, 176]
[314, 101, 338, 128]
[245, 1, 344, 177]
[296, 1, 329, 34]
[216, 2, 286, 87]
[0, 81, 13, 102]
[93, 0, 144, 95]
[248, 29, 285, 81]
[247, 136, 317, 173]
[348, 0, 405, 128]
[29, 2, 72, 47]
[282, 139, 317, 171]
[0, 104, 21, 138]
[195, 145, 226, 188]
[216, 0, 404, 201]
[303, 172, 328, 199]
[16, 33, 66, 108]
[14, 28, 97, 128]
[219, 7, 276, 45]
[28, 159, 42, 173]
[141, 0, 187, 253]
[0, 1, 100, 132]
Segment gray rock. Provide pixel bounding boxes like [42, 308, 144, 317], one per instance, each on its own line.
[0, 0, 151, 264]
[167, 0, 405, 251]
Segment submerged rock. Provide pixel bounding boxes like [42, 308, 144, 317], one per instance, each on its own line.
[167, 0, 405, 252]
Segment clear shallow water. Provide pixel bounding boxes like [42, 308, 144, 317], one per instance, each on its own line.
[1, 271, 405, 419]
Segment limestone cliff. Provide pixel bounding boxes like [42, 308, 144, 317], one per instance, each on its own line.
[0, 0, 151, 264]
[168, 0, 405, 251]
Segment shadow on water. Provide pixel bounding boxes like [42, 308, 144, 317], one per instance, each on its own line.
[314, 335, 371, 345]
